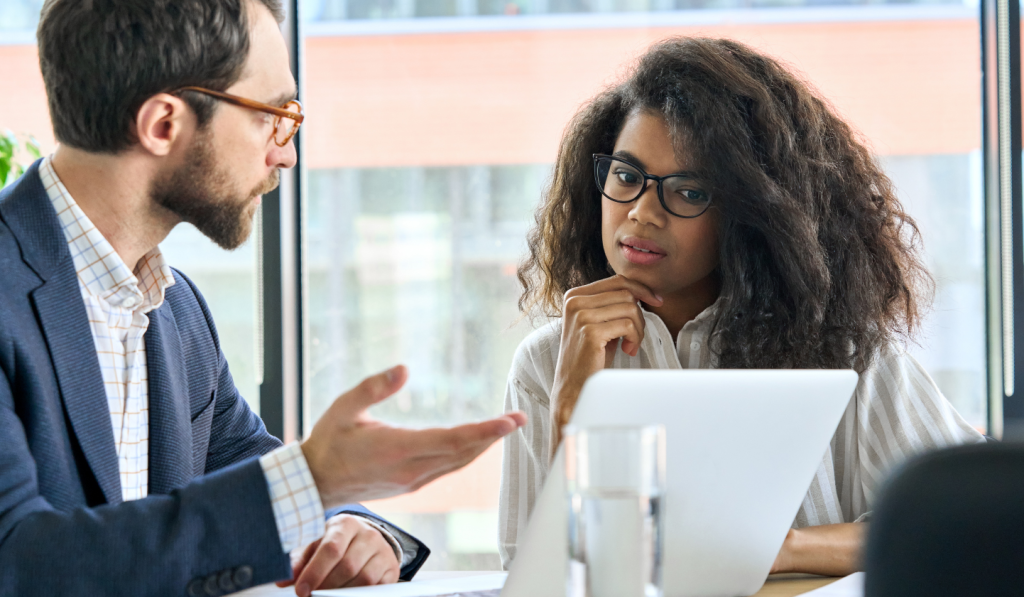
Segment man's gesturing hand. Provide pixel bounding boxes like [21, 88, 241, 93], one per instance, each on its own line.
[276, 514, 400, 597]
[301, 364, 527, 509]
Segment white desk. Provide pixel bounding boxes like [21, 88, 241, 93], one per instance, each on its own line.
[236, 571, 843, 597]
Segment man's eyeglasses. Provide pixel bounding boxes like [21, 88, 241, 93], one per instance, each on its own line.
[593, 154, 712, 218]
[175, 86, 304, 147]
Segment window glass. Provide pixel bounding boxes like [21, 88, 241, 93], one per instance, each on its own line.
[302, 0, 985, 570]
[1, 12, 262, 414]
[0, 0, 41, 32]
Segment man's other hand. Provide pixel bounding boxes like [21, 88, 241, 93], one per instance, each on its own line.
[276, 514, 399, 596]
[300, 364, 527, 509]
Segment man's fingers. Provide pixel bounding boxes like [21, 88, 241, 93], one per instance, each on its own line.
[276, 539, 321, 587]
[506, 411, 527, 427]
[339, 553, 394, 588]
[320, 533, 378, 589]
[394, 415, 525, 458]
[377, 422, 525, 496]
[330, 365, 408, 422]
[293, 529, 356, 597]
[380, 564, 401, 585]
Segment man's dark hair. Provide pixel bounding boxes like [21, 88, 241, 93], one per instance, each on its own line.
[37, 0, 285, 153]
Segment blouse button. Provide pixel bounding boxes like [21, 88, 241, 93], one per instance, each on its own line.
[690, 341, 700, 351]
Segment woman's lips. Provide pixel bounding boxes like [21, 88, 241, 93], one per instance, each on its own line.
[619, 238, 666, 265]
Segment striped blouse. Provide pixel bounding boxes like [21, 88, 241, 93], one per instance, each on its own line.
[497, 305, 984, 568]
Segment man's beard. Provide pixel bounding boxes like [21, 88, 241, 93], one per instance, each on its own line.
[151, 133, 280, 250]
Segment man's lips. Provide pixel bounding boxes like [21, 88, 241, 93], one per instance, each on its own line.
[619, 237, 666, 265]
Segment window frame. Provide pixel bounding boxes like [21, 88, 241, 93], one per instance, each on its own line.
[260, 0, 305, 442]
[982, 0, 1024, 439]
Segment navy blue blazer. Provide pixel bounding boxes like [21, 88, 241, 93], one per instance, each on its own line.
[0, 161, 428, 596]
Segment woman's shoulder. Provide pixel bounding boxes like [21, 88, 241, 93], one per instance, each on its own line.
[856, 342, 927, 398]
[513, 318, 563, 361]
[860, 342, 928, 385]
[856, 342, 980, 435]
[845, 342, 984, 470]
[508, 318, 564, 400]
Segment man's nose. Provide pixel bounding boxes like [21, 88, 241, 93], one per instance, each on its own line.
[269, 138, 297, 170]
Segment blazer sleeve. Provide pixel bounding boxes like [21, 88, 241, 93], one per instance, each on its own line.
[0, 364, 292, 596]
[179, 271, 431, 579]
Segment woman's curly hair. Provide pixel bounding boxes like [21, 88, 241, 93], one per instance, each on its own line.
[518, 37, 932, 372]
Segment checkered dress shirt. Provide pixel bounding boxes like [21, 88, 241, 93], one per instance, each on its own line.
[41, 156, 325, 553]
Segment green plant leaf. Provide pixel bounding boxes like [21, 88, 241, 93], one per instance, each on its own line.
[0, 131, 42, 187]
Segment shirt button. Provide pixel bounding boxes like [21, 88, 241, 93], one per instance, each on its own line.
[690, 342, 701, 351]
[122, 297, 138, 308]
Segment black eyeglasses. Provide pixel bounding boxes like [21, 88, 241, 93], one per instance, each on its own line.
[593, 154, 712, 218]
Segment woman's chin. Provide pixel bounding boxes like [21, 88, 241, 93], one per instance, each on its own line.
[611, 264, 664, 296]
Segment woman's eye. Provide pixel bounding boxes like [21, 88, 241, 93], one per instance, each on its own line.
[677, 189, 707, 203]
[614, 170, 642, 185]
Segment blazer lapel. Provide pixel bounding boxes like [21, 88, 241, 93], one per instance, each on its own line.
[3, 159, 123, 505]
[146, 303, 193, 494]
[30, 250, 124, 506]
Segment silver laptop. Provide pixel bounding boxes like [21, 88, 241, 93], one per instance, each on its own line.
[501, 369, 858, 597]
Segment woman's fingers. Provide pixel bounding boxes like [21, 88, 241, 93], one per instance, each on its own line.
[566, 274, 663, 307]
[577, 318, 643, 360]
[551, 274, 658, 450]
[572, 303, 645, 356]
[564, 288, 638, 314]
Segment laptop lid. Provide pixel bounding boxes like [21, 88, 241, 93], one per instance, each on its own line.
[502, 369, 858, 597]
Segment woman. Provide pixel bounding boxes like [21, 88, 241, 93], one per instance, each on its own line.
[498, 37, 982, 576]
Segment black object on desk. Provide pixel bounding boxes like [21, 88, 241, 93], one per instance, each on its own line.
[863, 442, 1024, 597]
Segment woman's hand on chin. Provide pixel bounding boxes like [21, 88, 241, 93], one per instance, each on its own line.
[549, 274, 663, 449]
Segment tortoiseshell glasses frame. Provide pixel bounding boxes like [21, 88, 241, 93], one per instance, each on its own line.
[174, 86, 304, 147]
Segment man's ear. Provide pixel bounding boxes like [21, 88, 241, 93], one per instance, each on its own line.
[135, 93, 195, 157]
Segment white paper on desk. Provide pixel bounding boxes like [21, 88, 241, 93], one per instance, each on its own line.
[799, 572, 864, 597]
[234, 583, 304, 597]
[312, 572, 507, 596]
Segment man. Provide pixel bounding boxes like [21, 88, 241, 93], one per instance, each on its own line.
[0, 0, 526, 595]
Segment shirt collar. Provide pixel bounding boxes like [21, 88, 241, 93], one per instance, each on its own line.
[642, 296, 720, 335]
[680, 296, 721, 333]
[40, 155, 175, 312]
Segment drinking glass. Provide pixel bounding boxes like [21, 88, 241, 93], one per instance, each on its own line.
[565, 425, 666, 597]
